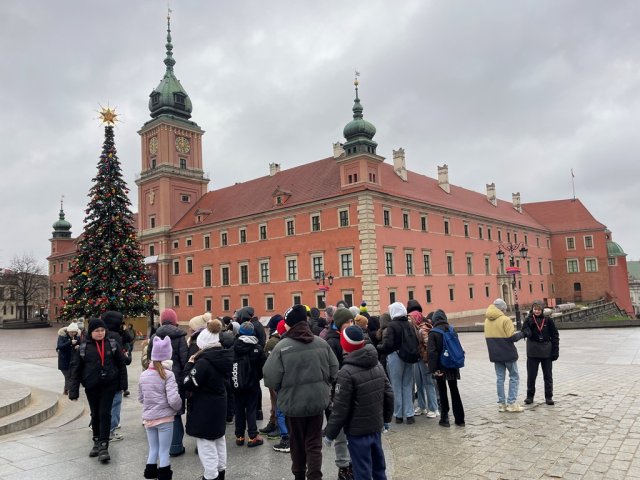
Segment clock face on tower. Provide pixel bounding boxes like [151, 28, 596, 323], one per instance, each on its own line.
[175, 136, 190, 154]
[149, 136, 158, 155]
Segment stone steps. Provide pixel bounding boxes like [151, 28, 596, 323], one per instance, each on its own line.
[0, 380, 76, 436]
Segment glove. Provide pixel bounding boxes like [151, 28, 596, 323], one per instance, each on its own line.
[322, 436, 334, 448]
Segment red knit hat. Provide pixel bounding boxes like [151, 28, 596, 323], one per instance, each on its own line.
[340, 325, 365, 354]
[160, 308, 178, 326]
[276, 319, 287, 336]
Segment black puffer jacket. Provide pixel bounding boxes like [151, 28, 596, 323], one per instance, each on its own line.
[148, 324, 189, 384]
[325, 328, 344, 367]
[232, 336, 266, 390]
[68, 338, 128, 399]
[324, 344, 394, 439]
[522, 312, 560, 360]
[378, 315, 418, 357]
[184, 346, 233, 440]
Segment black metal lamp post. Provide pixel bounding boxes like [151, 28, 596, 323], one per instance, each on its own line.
[314, 271, 334, 287]
[496, 243, 528, 329]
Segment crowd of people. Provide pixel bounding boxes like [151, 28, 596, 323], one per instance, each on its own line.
[55, 297, 560, 480]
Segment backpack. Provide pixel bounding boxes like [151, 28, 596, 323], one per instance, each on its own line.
[231, 354, 254, 390]
[431, 327, 465, 369]
[397, 323, 420, 364]
[79, 338, 118, 358]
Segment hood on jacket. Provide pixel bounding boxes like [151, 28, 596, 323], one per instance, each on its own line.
[57, 327, 68, 337]
[156, 323, 187, 339]
[343, 344, 379, 369]
[432, 309, 448, 327]
[485, 304, 506, 322]
[199, 346, 233, 375]
[285, 321, 315, 344]
[234, 335, 259, 355]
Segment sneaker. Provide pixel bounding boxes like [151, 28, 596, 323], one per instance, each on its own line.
[266, 430, 281, 440]
[414, 406, 424, 416]
[273, 437, 290, 452]
[506, 403, 524, 413]
[524, 397, 534, 405]
[406, 416, 415, 425]
[247, 435, 264, 447]
[123, 390, 130, 397]
[235, 436, 245, 446]
[455, 421, 466, 427]
[426, 410, 438, 418]
[498, 403, 507, 412]
[337, 466, 353, 480]
[395, 417, 403, 424]
[115, 424, 121, 430]
[439, 419, 450, 427]
[259, 422, 278, 435]
[109, 432, 124, 442]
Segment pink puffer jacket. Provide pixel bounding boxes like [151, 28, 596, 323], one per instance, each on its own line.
[138, 367, 182, 421]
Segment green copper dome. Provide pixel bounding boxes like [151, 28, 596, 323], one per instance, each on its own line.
[148, 15, 192, 120]
[607, 241, 626, 257]
[342, 79, 377, 157]
[52, 208, 72, 239]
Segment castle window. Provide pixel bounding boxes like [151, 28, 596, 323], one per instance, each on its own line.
[221, 266, 230, 286]
[149, 216, 156, 229]
[259, 224, 267, 240]
[187, 294, 193, 306]
[311, 214, 321, 232]
[174, 93, 186, 106]
[239, 228, 247, 244]
[221, 232, 228, 246]
[266, 296, 274, 311]
[403, 212, 410, 230]
[286, 219, 295, 236]
[151, 93, 160, 105]
[149, 244, 155, 256]
[180, 158, 187, 169]
[240, 264, 249, 285]
[204, 268, 212, 287]
[181, 194, 190, 203]
[339, 209, 349, 227]
[151, 159, 156, 168]
[383, 209, 391, 227]
[223, 297, 230, 311]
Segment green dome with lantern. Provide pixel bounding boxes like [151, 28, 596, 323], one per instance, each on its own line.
[148, 14, 192, 120]
[607, 240, 626, 257]
[342, 77, 378, 157]
[52, 207, 72, 239]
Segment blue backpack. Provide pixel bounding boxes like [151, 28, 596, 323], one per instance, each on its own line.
[431, 327, 465, 369]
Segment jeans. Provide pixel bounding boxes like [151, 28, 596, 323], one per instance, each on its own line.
[386, 352, 415, 418]
[170, 415, 185, 454]
[276, 407, 288, 437]
[145, 420, 173, 467]
[110, 390, 122, 433]
[347, 432, 387, 480]
[494, 361, 520, 404]
[414, 362, 439, 412]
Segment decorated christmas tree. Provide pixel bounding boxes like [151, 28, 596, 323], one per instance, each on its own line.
[62, 107, 155, 320]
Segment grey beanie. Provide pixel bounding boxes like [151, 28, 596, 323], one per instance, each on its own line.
[493, 298, 508, 313]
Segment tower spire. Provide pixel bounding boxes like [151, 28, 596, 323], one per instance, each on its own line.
[164, 8, 176, 72]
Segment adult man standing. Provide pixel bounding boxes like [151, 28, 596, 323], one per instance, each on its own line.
[484, 299, 525, 412]
[263, 304, 339, 480]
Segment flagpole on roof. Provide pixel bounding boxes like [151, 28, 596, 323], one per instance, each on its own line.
[571, 168, 576, 200]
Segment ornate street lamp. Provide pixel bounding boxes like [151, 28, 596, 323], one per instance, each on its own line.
[496, 242, 528, 328]
[314, 271, 334, 286]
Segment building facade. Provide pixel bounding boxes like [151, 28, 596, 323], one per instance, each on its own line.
[47, 19, 633, 321]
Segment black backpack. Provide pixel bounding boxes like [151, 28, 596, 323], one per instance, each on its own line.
[231, 354, 254, 390]
[397, 323, 420, 363]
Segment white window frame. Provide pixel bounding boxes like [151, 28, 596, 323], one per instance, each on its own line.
[585, 257, 598, 272]
[566, 258, 580, 273]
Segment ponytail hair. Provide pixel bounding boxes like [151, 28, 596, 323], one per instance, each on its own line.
[153, 360, 167, 380]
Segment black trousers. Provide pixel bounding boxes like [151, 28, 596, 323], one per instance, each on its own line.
[527, 357, 553, 399]
[85, 386, 117, 442]
[286, 413, 324, 480]
[234, 386, 260, 438]
[436, 376, 464, 424]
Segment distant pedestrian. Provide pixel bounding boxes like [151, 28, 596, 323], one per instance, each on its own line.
[410, 309, 439, 418]
[522, 301, 560, 405]
[484, 299, 525, 412]
[263, 304, 339, 480]
[138, 336, 182, 480]
[184, 319, 233, 480]
[427, 309, 465, 427]
[324, 326, 394, 480]
[57, 322, 80, 395]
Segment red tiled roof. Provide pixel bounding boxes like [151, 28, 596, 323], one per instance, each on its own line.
[172, 157, 550, 232]
[523, 199, 606, 232]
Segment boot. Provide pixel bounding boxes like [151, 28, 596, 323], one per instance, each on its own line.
[89, 437, 100, 457]
[217, 471, 226, 480]
[98, 441, 110, 463]
[439, 415, 450, 427]
[157, 465, 173, 480]
[143, 463, 158, 479]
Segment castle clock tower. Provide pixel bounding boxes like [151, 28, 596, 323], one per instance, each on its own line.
[136, 12, 209, 310]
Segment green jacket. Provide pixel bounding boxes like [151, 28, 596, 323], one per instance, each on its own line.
[263, 322, 338, 417]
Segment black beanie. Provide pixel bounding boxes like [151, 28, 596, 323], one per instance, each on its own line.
[88, 317, 106, 334]
[406, 299, 423, 314]
[285, 305, 308, 327]
[267, 314, 283, 331]
[101, 310, 123, 332]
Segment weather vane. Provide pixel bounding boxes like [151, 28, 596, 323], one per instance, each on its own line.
[98, 105, 119, 126]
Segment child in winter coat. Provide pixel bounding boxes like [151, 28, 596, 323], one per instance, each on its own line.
[57, 322, 80, 395]
[138, 336, 183, 480]
[232, 321, 267, 447]
[324, 326, 394, 479]
[184, 320, 233, 480]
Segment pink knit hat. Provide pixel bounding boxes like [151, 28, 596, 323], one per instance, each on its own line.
[160, 308, 178, 325]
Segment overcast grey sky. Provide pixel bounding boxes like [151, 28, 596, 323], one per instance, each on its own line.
[1, 0, 639, 267]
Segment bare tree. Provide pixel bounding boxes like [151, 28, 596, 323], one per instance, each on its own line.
[8, 254, 48, 322]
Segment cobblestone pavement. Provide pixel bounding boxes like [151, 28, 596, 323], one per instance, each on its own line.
[0, 326, 639, 479]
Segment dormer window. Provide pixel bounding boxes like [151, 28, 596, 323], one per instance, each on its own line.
[151, 92, 160, 105]
[174, 93, 186, 108]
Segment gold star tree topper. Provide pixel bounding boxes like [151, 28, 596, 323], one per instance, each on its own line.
[99, 106, 119, 125]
